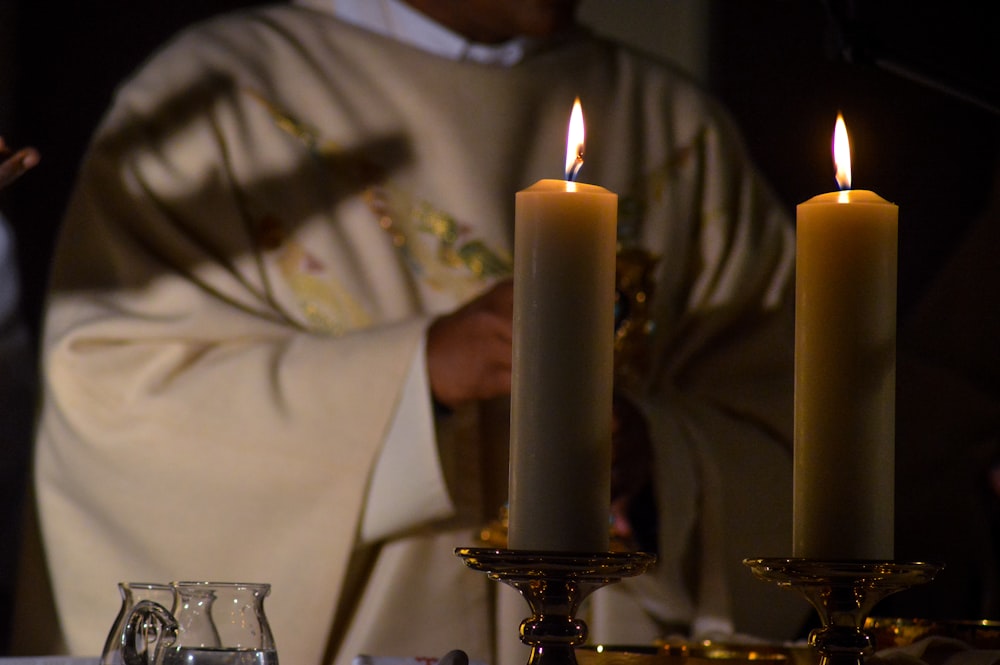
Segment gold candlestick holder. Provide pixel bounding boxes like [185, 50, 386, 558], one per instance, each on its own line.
[456, 547, 655, 665]
[744, 558, 942, 665]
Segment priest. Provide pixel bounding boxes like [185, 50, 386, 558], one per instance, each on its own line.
[32, 2, 805, 664]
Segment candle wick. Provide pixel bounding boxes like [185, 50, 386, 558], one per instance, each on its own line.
[566, 151, 584, 182]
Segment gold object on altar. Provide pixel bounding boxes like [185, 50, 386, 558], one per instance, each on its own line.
[614, 247, 658, 393]
[864, 616, 1000, 650]
[576, 642, 801, 665]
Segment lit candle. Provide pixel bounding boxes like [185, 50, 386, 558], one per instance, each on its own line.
[508, 98, 618, 552]
[793, 113, 898, 559]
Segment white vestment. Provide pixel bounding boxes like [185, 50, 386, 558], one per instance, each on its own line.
[34, 4, 807, 665]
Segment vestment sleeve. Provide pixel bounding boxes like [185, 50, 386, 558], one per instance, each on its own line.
[361, 336, 454, 542]
[33, 79, 446, 664]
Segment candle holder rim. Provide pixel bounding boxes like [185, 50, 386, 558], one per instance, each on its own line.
[742, 558, 944, 587]
[743, 557, 943, 571]
[455, 547, 656, 577]
[743, 557, 942, 564]
[457, 546, 655, 559]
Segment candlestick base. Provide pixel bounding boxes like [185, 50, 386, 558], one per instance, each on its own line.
[743, 558, 942, 665]
[456, 547, 655, 665]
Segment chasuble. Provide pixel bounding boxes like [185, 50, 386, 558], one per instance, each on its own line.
[34, 5, 806, 665]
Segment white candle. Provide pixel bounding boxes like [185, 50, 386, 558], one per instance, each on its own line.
[508, 99, 618, 552]
[793, 114, 898, 559]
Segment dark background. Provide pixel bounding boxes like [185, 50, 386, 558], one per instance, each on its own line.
[1, 0, 999, 648]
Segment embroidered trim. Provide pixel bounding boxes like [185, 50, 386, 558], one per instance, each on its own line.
[247, 89, 513, 292]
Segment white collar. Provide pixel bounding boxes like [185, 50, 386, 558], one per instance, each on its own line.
[302, 0, 535, 66]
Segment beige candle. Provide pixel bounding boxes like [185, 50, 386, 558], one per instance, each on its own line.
[793, 114, 898, 559]
[508, 100, 618, 551]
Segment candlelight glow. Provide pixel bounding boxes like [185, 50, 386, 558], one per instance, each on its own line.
[565, 97, 585, 183]
[833, 113, 852, 196]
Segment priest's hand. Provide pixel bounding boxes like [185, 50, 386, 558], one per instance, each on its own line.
[426, 279, 513, 410]
[0, 138, 40, 191]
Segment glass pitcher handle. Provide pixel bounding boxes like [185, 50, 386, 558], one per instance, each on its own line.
[122, 600, 179, 665]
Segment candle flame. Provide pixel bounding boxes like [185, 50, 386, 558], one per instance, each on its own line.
[833, 112, 852, 191]
[565, 97, 585, 182]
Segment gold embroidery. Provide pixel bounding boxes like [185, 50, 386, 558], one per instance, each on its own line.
[248, 89, 512, 299]
[275, 241, 372, 335]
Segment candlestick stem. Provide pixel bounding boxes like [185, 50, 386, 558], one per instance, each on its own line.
[456, 548, 654, 665]
[744, 559, 941, 665]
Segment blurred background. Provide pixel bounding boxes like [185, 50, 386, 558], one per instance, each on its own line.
[1, 0, 998, 650]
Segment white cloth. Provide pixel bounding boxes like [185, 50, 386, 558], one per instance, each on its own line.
[323, 0, 536, 65]
[362, 336, 452, 542]
[33, 5, 806, 665]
